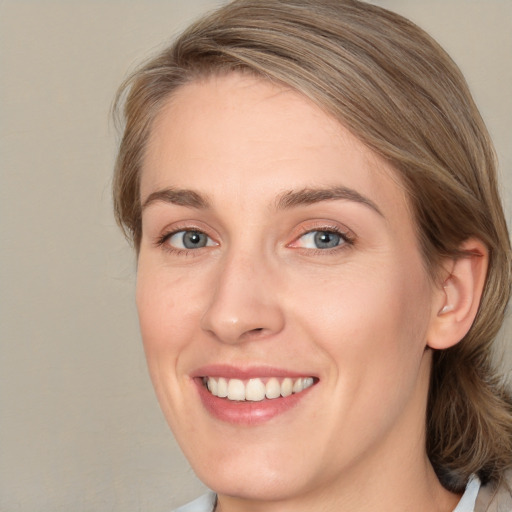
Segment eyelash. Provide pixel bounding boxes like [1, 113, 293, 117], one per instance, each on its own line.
[290, 225, 355, 254]
[154, 224, 355, 256]
[154, 228, 216, 257]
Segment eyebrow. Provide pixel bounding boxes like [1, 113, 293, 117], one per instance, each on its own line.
[141, 185, 382, 216]
[276, 186, 383, 216]
[141, 188, 210, 211]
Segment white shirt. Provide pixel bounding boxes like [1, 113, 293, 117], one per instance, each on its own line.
[453, 475, 481, 512]
[173, 492, 216, 512]
[172, 476, 481, 512]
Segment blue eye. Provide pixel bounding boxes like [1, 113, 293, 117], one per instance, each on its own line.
[166, 230, 216, 250]
[297, 230, 345, 249]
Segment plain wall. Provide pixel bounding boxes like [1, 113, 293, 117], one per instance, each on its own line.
[0, 1, 510, 510]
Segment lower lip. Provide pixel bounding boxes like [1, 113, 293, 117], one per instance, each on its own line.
[194, 379, 314, 425]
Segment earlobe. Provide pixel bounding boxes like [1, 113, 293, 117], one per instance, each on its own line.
[427, 238, 488, 350]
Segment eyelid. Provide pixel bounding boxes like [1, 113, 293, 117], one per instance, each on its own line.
[287, 221, 355, 250]
[153, 221, 220, 254]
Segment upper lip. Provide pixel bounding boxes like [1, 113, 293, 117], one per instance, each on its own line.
[191, 364, 317, 380]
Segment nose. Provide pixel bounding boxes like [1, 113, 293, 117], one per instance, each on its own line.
[200, 251, 285, 344]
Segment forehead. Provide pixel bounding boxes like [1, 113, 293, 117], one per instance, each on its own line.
[141, 73, 410, 219]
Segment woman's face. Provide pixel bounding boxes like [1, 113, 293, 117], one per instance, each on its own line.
[137, 74, 443, 504]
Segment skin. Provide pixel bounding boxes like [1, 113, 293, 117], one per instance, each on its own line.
[136, 73, 464, 511]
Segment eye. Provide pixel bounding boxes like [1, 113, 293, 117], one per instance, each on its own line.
[293, 229, 348, 250]
[165, 230, 216, 250]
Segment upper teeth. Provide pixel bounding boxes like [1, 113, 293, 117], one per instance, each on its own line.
[204, 376, 314, 401]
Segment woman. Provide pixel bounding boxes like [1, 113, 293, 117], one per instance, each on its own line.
[112, 0, 512, 510]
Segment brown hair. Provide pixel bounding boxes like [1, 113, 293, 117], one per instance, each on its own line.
[113, 0, 512, 492]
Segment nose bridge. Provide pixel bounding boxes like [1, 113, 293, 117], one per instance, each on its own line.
[200, 244, 285, 344]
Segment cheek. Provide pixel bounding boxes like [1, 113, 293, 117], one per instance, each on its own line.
[136, 274, 169, 353]
[135, 262, 203, 416]
[292, 259, 433, 377]
[136, 263, 196, 357]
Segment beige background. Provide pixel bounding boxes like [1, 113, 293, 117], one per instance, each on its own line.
[0, 1, 510, 510]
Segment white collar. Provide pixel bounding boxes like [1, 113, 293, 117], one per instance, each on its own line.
[453, 475, 481, 512]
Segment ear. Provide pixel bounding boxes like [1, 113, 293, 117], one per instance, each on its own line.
[426, 238, 489, 350]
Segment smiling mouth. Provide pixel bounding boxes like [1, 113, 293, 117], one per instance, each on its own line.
[202, 376, 316, 402]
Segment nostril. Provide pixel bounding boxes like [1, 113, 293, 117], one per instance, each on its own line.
[241, 327, 266, 340]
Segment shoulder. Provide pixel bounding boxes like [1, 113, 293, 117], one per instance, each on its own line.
[475, 470, 512, 512]
[172, 492, 216, 512]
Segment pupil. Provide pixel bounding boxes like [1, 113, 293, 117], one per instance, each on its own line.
[183, 231, 206, 249]
[314, 231, 340, 249]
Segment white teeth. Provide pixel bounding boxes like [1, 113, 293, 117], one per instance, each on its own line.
[245, 378, 266, 401]
[217, 377, 228, 398]
[265, 377, 281, 399]
[204, 376, 315, 401]
[303, 377, 314, 390]
[207, 377, 218, 395]
[227, 379, 245, 400]
[293, 377, 303, 393]
[281, 378, 293, 397]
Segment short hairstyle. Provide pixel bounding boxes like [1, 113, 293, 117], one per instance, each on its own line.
[113, 0, 512, 492]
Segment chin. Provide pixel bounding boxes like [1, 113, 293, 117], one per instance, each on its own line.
[196, 460, 311, 503]
[176, 424, 333, 503]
